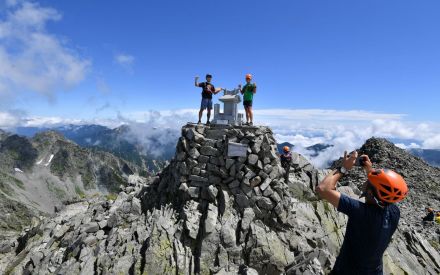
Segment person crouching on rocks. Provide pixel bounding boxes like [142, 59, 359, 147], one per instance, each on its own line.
[238, 73, 257, 126]
[195, 74, 223, 125]
[316, 151, 408, 275]
[280, 146, 292, 183]
[422, 207, 435, 223]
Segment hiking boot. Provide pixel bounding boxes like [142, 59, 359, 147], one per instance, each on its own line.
[206, 121, 211, 125]
[244, 122, 249, 126]
[249, 122, 253, 126]
[197, 120, 202, 125]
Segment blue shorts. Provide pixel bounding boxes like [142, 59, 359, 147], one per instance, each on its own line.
[200, 98, 213, 110]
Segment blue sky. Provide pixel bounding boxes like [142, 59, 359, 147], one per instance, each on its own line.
[2, 0, 440, 118]
[1, 0, 440, 156]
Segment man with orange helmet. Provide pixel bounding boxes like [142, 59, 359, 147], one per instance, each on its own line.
[316, 151, 408, 275]
[280, 146, 292, 183]
[238, 74, 257, 126]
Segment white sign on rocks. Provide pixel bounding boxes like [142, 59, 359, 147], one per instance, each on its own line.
[216, 120, 229, 125]
[228, 142, 248, 157]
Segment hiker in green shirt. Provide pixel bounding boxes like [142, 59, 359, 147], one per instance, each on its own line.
[239, 73, 257, 126]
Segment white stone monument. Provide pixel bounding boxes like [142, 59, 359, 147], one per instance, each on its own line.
[213, 88, 243, 126]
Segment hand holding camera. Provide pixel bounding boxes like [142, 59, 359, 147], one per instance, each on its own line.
[359, 154, 373, 174]
[354, 155, 367, 166]
[346, 151, 373, 174]
[342, 151, 358, 171]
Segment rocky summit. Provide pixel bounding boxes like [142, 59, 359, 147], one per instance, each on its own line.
[0, 124, 439, 274]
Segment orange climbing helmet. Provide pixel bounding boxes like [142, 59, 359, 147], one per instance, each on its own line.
[367, 169, 408, 204]
[283, 146, 290, 152]
[245, 73, 252, 80]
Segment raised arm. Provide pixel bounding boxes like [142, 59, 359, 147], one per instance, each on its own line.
[238, 84, 243, 94]
[195, 76, 200, 87]
[316, 151, 357, 208]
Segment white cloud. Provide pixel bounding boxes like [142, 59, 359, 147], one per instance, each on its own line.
[0, 110, 21, 127]
[370, 119, 415, 139]
[395, 143, 421, 150]
[127, 109, 197, 123]
[256, 109, 405, 122]
[230, 108, 440, 168]
[271, 118, 440, 168]
[22, 116, 84, 127]
[423, 134, 440, 149]
[0, 110, 121, 129]
[113, 109, 440, 165]
[114, 53, 134, 72]
[2, 107, 440, 167]
[0, 1, 90, 98]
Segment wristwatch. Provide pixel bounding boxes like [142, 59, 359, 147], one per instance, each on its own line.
[337, 166, 348, 175]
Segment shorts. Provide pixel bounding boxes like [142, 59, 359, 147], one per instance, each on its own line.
[200, 98, 213, 110]
[243, 100, 253, 107]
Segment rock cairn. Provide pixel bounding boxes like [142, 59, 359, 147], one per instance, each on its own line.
[147, 124, 299, 225]
[121, 123, 342, 274]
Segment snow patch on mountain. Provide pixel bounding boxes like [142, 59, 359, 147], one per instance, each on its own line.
[44, 154, 54, 167]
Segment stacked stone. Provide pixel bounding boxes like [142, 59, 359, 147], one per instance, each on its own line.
[174, 124, 292, 224]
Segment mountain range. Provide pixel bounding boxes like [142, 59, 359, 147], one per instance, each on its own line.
[0, 123, 438, 274]
[11, 125, 440, 170]
[15, 124, 173, 173]
[0, 130, 138, 240]
[409, 148, 440, 167]
[279, 141, 440, 168]
[277, 142, 333, 158]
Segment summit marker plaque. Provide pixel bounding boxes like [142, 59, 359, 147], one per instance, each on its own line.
[227, 142, 248, 157]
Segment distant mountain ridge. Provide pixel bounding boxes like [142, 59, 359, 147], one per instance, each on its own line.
[278, 141, 440, 167]
[277, 141, 333, 157]
[0, 130, 138, 239]
[409, 148, 440, 167]
[15, 124, 173, 173]
[12, 125, 440, 169]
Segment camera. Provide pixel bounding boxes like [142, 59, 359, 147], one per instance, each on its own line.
[355, 156, 367, 167]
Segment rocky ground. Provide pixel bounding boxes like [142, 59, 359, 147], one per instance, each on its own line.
[0, 124, 439, 274]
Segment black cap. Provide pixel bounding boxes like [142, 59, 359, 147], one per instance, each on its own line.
[206, 74, 212, 78]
